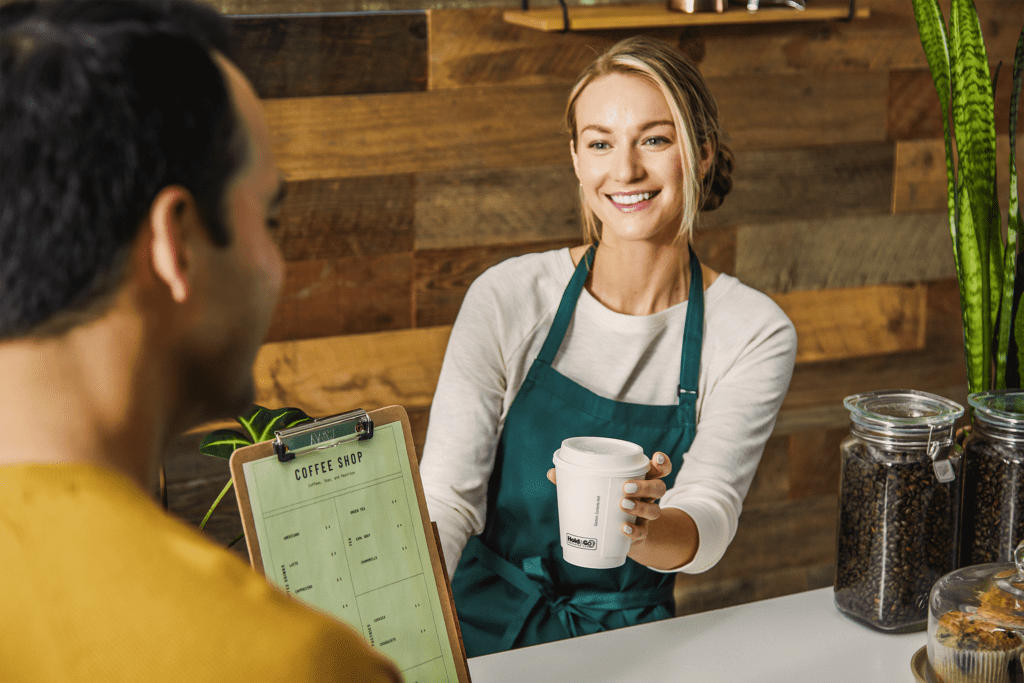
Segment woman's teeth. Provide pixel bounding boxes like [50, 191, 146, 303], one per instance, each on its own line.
[612, 192, 654, 205]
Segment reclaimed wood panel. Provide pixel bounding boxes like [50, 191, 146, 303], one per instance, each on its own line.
[266, 252, 413, 342]
[502, 2, 869, 32]
[742, 433, 789, 506]
[777, 279, 970, 435]
[712, 71, 888, 151]
[414, 229, 736, 330]
[229, 13, 427, 98]
[253, 325, 452, 417]
[892, 136, 1018, 214]
[275, 175, 415, 261]
[428, 1, 1022, 90]
[788, 426, 847, 500]
[264, 75, 886, 180]
[414, 240, 578, 328]
[410, 143, 892, 254]
[216, 0, 670, 14]
[770, 284, 928, 364]
[701, 142, 894, 229]
[692, 225, 737, 276]
[263, 86, 569, 180]
[258, 283, 934, 422]
[428, 4, 917, 90]
[415, 164, 580, 250]
[162, 430, 249, 558]
[735, 213, 955, 294]
[889, 68, 1019, 141]
[683, 494, 840, 579]
[675, 562, 835, 617]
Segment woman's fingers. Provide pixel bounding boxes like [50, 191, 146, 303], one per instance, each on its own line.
[621, 452, 670, 540]
[546, 468, 556, 485]
[647, 452, 672, 480]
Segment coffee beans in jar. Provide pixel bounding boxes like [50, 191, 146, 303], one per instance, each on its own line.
[834, 390, 964, 632]
[959, 390, 1024, 567]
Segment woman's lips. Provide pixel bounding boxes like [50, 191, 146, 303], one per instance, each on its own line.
[607, 190, 660, 213]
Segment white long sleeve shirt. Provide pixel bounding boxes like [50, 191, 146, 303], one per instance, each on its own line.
[421, 248, 797, 577]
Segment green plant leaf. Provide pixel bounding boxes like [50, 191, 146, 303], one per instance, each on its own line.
[958, 180, 990, 394]
[913, 0, 960, 273]
[237, 405, 314, 444]
[1011, 27, 1024, 386]
[950, 0, 999, 337]
[198, 429, 252, 460]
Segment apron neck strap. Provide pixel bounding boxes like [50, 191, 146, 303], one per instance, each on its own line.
[678, 244, 703, 402]
[538, 245, 705, 404]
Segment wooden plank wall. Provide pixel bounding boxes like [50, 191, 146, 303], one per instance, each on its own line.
[163, 0, 1024, 617]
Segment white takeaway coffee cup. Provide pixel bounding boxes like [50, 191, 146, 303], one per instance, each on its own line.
[552, 436, 650, 569]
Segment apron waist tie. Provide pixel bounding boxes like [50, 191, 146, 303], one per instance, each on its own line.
[467, 537, 675, 652]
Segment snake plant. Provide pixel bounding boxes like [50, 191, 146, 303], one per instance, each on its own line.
[197, 404, 313, 538]
[913, 0, 1024, 393]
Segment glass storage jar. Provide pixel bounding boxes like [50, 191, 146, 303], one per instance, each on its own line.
[960, 391, 1024, 567]
[835, 389, 964, 632]
[927, 542, 1024, 683]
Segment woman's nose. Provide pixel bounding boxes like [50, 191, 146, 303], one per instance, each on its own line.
[612, 146, 644, 183]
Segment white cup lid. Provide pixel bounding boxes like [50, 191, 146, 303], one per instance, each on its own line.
[556, 436, 647, 469]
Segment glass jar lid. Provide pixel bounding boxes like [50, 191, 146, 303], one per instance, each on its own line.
[969, 390, 1024, 431]
[928, 542, 1024, 676]
[844, 389, 964, 449]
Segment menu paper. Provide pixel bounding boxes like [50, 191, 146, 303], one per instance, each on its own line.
[240, 419, 460, 683]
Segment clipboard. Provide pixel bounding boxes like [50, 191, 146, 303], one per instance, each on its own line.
[230, 405, 471, 683]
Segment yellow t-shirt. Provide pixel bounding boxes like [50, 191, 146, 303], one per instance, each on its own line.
[0, 463, 403, 683]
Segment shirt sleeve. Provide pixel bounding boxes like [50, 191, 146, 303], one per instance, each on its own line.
[419, 273, 510, 576]
[656, 288, 797, 574]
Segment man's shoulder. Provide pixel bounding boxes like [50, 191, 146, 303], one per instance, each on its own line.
[0, 464, 398, 681]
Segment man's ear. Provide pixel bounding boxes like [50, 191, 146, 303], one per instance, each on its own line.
[147, 186, 199, 304]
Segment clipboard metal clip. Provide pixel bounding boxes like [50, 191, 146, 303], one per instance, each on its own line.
[273, 409, 374, 462]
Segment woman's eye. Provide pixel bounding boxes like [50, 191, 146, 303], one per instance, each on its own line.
[266, 217, 281, 230]
[588, 141, 610, 150]
[644, 136, 670, 147]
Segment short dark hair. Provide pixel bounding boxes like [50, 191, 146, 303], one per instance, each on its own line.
[0, 0, 248, 338]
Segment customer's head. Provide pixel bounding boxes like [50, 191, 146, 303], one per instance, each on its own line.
[1, 0, 248, 338]
[0, 0, 285, 422]
[565, 36, 733, 246]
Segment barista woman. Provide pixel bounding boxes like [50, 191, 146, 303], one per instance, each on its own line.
[420, 36, 797, 657]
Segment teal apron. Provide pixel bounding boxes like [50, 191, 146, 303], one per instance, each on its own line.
[450, 245, 704, 657]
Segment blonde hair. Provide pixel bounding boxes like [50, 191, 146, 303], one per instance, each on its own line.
[565, 36, 733, 247]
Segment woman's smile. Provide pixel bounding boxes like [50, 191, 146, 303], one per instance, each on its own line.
[608, 190, 661, 212]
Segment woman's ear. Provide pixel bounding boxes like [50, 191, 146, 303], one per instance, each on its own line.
[699, 141, 715, 179]
[146, 185, 199, 304]
[570, 139, 581, 180]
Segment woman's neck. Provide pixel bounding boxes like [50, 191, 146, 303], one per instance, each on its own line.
[572, 240, 690, 316]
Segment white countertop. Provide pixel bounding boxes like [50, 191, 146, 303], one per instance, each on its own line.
[467, 587, 926, 683]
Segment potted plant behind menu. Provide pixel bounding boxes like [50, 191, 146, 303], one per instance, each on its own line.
[913, 0, 1024, 570]
[831, 0, 1023, 635]
[195, 405, 313, 547]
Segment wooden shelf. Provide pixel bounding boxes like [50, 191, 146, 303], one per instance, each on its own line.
[503, 1, 869, 31]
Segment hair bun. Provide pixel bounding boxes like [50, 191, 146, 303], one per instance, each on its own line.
[701, 143, 734, 212]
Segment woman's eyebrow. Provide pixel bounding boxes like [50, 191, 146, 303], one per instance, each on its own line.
[578, 120, 675, 136]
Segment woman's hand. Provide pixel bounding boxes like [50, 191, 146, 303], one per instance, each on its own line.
[619, 452, 670, 545]
[546, 453, 696, 569]
[544, 451, 672, 544]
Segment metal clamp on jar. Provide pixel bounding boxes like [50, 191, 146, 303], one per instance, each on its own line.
[835, 389, 965, 632]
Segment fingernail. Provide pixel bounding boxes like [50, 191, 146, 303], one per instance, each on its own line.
[656, 454, 666, 465]
[624, 482, 639, 494]
[621, 499, 636, 510]
[623, 524, 633, 534]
